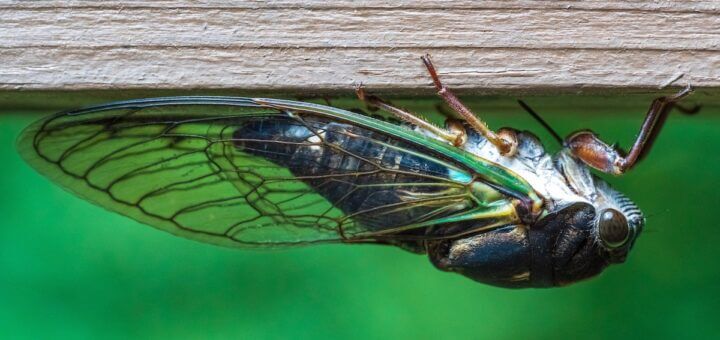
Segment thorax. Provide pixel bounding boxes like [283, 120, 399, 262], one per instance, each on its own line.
[456, 128, 589, 216]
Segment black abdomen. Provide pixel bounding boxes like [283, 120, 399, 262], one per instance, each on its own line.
[232, 114, 472, 234]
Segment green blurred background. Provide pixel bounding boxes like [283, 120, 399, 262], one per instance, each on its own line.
[1, 92, 719, 339]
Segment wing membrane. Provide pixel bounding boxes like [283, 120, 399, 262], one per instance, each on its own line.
[18, 97, 533, 248]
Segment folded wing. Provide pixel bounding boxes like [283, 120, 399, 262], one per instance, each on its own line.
[18, 97, 528, 248]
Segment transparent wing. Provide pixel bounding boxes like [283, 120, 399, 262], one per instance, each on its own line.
[18, 97, 524, 248]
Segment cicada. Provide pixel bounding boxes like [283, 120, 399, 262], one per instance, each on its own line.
[18, 55, 696, 288]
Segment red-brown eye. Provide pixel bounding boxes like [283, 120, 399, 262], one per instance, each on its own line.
[598, 209, 630, 248]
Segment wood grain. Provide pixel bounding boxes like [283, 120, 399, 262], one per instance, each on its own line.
[2, 1, 719, 94]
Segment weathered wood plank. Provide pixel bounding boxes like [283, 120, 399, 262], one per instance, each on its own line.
[1, 1, 718, 94]
[3, 47, 717, 93]
[5, 7, 720, 50]
[5, 1, 720, 12]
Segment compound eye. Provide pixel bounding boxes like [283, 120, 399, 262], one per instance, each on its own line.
[598, 209, 630, 248]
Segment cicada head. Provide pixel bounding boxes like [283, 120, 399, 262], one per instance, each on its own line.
[428, 133, 645, 288]
[543, 150, 645, 285]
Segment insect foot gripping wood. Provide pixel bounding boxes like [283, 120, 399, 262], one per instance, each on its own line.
[17, 59, 696, 288]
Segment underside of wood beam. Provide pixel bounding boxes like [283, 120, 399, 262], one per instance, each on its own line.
[2, 1, 719, 95]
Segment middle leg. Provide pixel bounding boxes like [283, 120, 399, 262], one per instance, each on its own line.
[421, 54, 518, 156]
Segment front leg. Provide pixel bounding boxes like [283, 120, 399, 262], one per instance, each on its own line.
[566, 86, 696, 175]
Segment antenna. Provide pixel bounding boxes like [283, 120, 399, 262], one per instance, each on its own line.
[517, 100, 563, 145]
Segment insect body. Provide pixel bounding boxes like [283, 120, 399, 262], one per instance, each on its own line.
[18, 56, 694, 288]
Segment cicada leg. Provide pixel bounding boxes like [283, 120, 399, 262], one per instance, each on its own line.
[566, 85, 697, 175]
[421, 54, 518, 156]
[354, 84, 467, 147]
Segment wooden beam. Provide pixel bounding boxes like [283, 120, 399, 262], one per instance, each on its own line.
[2, 1, 719, 94]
